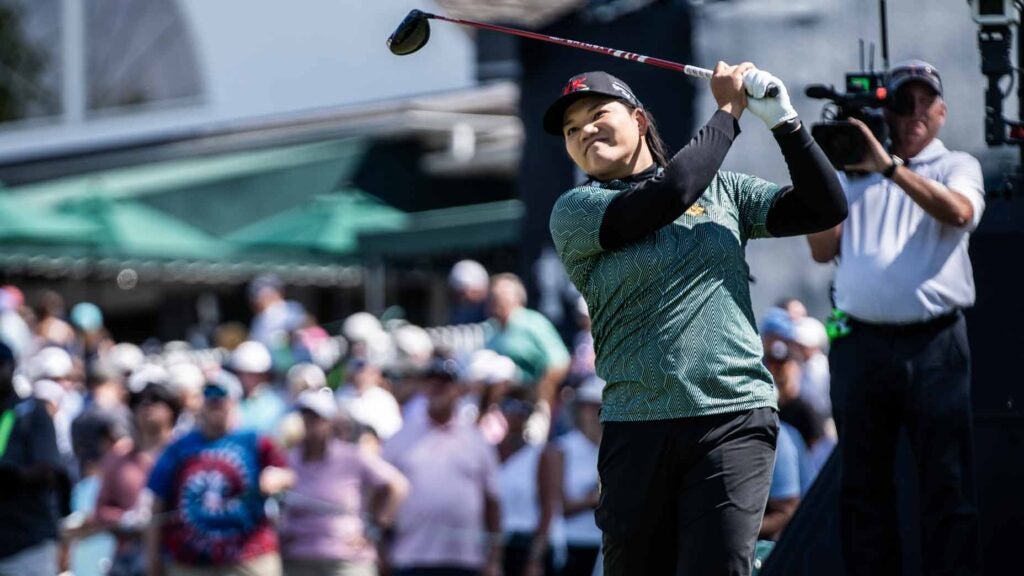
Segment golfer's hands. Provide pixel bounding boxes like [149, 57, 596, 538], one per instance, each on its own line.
[743, 68, 798, 129]
[842, 117, 891, 173]
[712, 61, 755, 119]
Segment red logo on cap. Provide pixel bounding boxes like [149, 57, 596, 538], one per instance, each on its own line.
[563, 76, 588, 95]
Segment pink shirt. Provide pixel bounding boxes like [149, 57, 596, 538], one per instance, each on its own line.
[280, 440, 399, 562]
[383, 418, 499, 570]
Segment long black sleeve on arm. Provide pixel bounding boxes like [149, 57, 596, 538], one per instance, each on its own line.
[598, 110, 740, 250]
[765, 123, 847, 237]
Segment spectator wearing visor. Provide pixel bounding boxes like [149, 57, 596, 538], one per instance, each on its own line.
[0, 341, 65, 576]
[806, 60, 983, 574]
[280, 388, 409, 576]
[382, 359, 502, 576]
[146, 373, 295, 576]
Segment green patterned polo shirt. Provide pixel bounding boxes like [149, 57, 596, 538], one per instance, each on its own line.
[549, 170, 781, 422]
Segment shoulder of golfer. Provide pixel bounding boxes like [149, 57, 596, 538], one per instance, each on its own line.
[741, 67, 848, 238]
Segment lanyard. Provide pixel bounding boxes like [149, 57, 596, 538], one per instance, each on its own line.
[0, 409, 14, 459]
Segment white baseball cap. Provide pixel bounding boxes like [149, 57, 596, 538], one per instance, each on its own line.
[341, 312, 383, 342]
[448, 260, 489, 292]
[30, 347, 74, 381]
[107, 343, 145, 375]
[167, 362, 205, 394]
[295, 387, 338, 420]
[128, 364, 170, 395]
[286, 363, 327, 395]
[230, 341, 272, 374]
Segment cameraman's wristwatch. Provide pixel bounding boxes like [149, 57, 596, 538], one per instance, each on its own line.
[882, 154, 904, 179]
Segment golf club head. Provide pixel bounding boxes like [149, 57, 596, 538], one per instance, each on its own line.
[387, 9, 431, 56]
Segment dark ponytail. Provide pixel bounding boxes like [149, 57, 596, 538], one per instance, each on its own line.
[626, 103, 667, 167]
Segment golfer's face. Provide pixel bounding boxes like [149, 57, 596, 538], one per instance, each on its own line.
[563, 96, 643, 180]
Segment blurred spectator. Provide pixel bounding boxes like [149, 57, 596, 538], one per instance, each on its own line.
[759, 422, 801, 541]
[66, 405, 126, 576]
[214, 322, 249, 352]
[31, 346, 84, 469]
[485, 273, 570, 416]
[166, 362, 205, 436]
[91, 377, 180, 576]
[382, 359, 502, 576]
[496, 388, 563, 576]
[146, 373, 295, 576]
[791, 316, 832, 419]
[761, 311, 834, 493]
[468, 350, 518, 445]
[248, 275, 292, 350]
[449, 260, 491, 325]
[71, 302, 114, 369]
[280, 388, 409, 576]
[776, 297, 808, 322]
[0, 341, 64, 575]
[0, 285, 32, 359]
[34, 290, 76, 348]
[277, 363, 329, 448]
[557, 377, 603, 576]
[567, 297, 596, 387]
[336, 357, 403, 441]
[106, 343, 145, 382]
[230, 341, 289, 436]
[341, 313, 386, 358]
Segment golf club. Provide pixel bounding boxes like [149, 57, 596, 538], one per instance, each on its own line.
[387, 9, 777, 97]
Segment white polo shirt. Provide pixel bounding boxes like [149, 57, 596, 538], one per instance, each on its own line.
[834, 138, 985, 324]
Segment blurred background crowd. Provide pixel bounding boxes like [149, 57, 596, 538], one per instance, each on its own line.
[0, 262, 835, 576]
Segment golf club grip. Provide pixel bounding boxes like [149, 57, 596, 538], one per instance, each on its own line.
[683, 66, 780, 98]
[425, 13, 779, 98]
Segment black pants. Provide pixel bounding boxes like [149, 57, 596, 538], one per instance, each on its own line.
[831, 312, 980, 575]
[597, 407, 777, 576]
[562, 545, 600, 576]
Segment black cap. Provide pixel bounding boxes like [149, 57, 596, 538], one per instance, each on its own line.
[887, 59, 942, 96]
[543, 71, 643, 135]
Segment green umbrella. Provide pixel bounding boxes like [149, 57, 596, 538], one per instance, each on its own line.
[0, 191, 100, 244]
[226, 190, 408, 255]
[56, 195, 231, 260]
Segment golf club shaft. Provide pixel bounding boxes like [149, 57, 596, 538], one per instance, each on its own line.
[424, 12, 713, 80]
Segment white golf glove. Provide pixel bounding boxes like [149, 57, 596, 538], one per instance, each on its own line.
[743, 69, 798, 130]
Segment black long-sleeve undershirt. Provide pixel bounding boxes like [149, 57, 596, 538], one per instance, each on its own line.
[595, 113, 846, 250]
[764, 123, 847, 237]
[598, 110, 739, 250]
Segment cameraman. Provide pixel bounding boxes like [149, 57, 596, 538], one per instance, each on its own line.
[807, 60, 983, 575]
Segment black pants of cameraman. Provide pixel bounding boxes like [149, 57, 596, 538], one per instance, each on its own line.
[831, 310, 980, 576]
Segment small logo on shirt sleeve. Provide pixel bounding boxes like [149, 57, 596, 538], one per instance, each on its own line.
[685, 203, 706, 216]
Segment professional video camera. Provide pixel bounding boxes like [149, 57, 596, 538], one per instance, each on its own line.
[806, 66, 889, 170]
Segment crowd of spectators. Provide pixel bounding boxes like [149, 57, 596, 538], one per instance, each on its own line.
[0, 269, 831, 576]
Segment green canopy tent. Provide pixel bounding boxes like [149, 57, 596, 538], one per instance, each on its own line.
[0, 190, 100, 244]
[357, 199, 525, 257]
[226, 190, 408, 257]
[55, 194, 232, 260]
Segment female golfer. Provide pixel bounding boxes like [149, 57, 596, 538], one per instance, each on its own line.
[547, 62, 845, 575]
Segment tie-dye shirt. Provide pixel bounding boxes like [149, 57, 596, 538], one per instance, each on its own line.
[147, 430, 286, 565]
